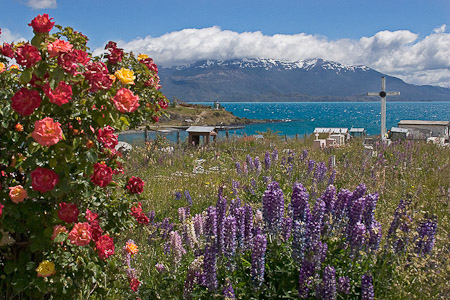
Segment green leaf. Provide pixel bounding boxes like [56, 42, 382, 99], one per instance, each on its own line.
[86, 151, 98, 163]
[4, 261, 16, 274]
[31, 34, 43, 48]
[20, 69, 33, 85]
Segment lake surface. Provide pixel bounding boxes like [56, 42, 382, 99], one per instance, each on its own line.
[119, 101, 450, 144]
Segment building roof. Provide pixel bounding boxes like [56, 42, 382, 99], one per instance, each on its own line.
[398, 120, 450, 126]
[186, 126, 216, 133]
[314, 127, 348, 134]
[349, 128, 366, 133]
[390, 127, 409, 133]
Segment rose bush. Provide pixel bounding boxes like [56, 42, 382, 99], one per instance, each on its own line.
[0, 14, 166, 298]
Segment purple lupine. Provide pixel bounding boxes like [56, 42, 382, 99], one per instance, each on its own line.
[178, 207, 188, 223]
[291, 182, 311, 223]
[184, 256, 204, 299]
[125, 267, 137, 280]
[184, 190, 193, 206]
[205, 206, 217, 243]
[281, 216, 292, 242]
[386, 199, 412, 253]
[263, 176, 271, 184]
[234, 206, 246, 250]
[264, 151, 271, 169]
[361, 274, 374, 300]
[302, 149, 308, 161]
[334, 189, 351, 224]
[243, 204, 254, 250]
[322, 266, 336, 300]
[292, 220, 308, 263]
[314, 161, 327, 183]
[223, 216, 237, 269]
[287, 151, 295, 164]
[348, 183, 367, 211]
[338, 276, 350, 295]
[216, 195, 227, 254]
[298, 261, 315, 298]
[368, 220, 382, 252]
[168, 231, 186, 267]
[203, 243, 218, 291]
[363, 193, 379, 227]
[175, 191, 182, 200]
[415, 216, 438, 255]
[254, 156, 262, 174]
[328, 169, 336, 185]
[309, 198, 326, 248]
[347, 197, 366, 238]
[262, 181, 285, 235]
[223, 279, 236, 300]
[193, 213, 205, 239]
[232, 180, 240, 196]
[307, 159, 315, 175]
[148, 210, 155, 225]
[313, 241, 328, 271]
[251, 233, 267, 287]
[159, 218, 174, 239]
[350, 222, 366, 254]
[321, 184, 336, 220]
[246, 154, 254, 171]
[155, 263, 166, 273]
[272, 149, 279, 162]
[235, 161, 241, 174]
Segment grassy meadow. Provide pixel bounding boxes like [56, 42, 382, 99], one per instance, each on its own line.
[108, 133, 450, 299]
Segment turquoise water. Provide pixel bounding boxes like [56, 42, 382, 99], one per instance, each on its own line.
[119, 101, 450, 144]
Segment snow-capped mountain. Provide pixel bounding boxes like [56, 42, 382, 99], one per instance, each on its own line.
[158, 58, 450, 102]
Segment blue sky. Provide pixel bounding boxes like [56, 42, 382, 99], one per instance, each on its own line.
[1, 0, 450, 87]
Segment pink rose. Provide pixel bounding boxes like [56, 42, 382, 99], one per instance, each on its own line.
[32, 117, 63, 147]
[68, 222, 92, 246]
[51, 225, 68, 240]
[47, 39, 73, 58]
[112, 88, 140, 113]
[58, 202, 79, 223]
[90, 163, 113, 188]
[9, 185, 27, 204]
[11, 88, 41, 116]
[28, 14, 55, 33]
[30, 167, 59, 193]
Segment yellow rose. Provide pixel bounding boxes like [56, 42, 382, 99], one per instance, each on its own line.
[137, 54, 149, 61]
[36, 260, 56, 277]
[0, 62, 5, 73]
[115, 68, 135, 85]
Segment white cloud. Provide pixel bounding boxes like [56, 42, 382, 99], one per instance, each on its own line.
[0, 27, 26, 44]
[93, 25, 450, 88]
[27, 0, 57, 10]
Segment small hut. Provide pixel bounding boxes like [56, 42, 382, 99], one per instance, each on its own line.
[186, 126, 217, 146]
[349, 127, 366, 137]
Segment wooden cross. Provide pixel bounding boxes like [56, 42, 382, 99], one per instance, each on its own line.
[367, 76, 400, 140]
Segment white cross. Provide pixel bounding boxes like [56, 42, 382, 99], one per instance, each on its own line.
[367, 76, 400, 140]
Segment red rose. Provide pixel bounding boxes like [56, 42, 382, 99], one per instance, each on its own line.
[136, 213, 149, 225]
[31, 167, 59, 193]
[152, 116, 159, 123]
[58, 202, 79, 223]
[97, 126, 118, 149]
[68, 222, 92, 246]
[84, 61, 113, 92]
[43, 81, 72, 106]
[130, 202, 143, 218]
[0, 203, 3, 217]
[106, 47, 123, 65]
[96, 234, 115, 260]
[11, 88, 41, 116]
[126, 176, 144, 194]
[85, 209, 98, 222]
[15, 44, 42, 68]
[129, 278, 141, 292]
[28, 14, 55, 33]
[139, 58, 158, 73]
[91, 163, 113, 188]
[158, 99, 168, 109]
[1, 42, 15, 58]
[57, 51, 79, 75]
[90, 220, 103, 242]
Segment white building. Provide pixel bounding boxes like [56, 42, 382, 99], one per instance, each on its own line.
[397, 120, 450, 138]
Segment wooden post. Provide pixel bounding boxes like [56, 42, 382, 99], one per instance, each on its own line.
[296, 133, 298, 140]
[226, 128, 229, 140]
[144, 126, 148, 144]
[285, 134, 288, 142]
[177, 130, 180, 144]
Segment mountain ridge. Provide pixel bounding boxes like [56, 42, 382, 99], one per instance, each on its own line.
[157, 58, 450, 102]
